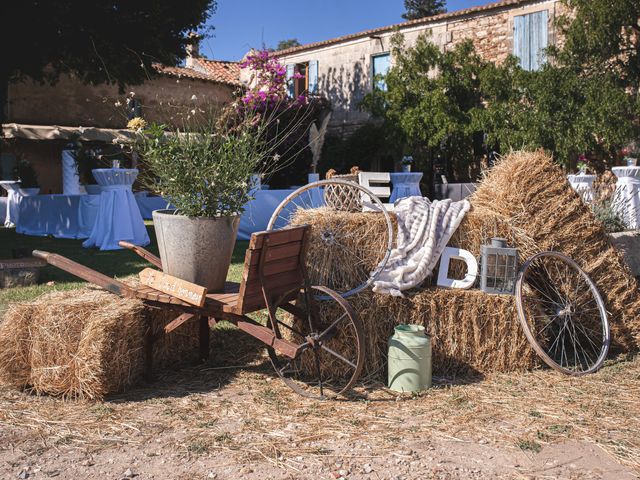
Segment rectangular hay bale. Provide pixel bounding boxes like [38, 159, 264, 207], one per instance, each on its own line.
[0, 286, 200, 399]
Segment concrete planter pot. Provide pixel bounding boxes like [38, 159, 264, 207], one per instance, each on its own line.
[152, 209, 240, 292]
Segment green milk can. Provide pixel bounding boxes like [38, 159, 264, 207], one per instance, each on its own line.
[388, 324, 432, 393]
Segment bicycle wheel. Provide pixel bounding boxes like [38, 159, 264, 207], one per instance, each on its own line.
[515, 251, 610, 375]
[267, 180, 394, 300]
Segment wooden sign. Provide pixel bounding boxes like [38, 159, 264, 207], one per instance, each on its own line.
[139, 268, 207, 307]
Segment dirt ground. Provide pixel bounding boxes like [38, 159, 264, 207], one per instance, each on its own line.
[1, 331, 639, 480]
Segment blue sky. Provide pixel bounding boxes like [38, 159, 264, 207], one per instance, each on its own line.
[202, 0, 487, 61]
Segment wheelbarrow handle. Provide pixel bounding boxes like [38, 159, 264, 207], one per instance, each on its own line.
[118, 241, 162, 269]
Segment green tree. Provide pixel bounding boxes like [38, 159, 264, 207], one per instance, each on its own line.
[0, 0, 216, 128]
[362, 34, 484, 180]
[552, 0, 640, 92]
[477, 59, 637, 165]
[402, 0, 446, 20]
[277, 39, 302, 51]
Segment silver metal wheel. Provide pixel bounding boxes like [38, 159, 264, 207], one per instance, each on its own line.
[516, 251, 610, 375]
[267, 180, 394, 300]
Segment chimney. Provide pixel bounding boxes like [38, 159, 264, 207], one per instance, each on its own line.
[185, 32, 201, 68]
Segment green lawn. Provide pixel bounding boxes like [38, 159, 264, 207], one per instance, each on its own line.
[0, 225, 248, 314]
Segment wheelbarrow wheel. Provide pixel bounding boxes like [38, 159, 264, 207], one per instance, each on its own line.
[267, 285, 365, 399]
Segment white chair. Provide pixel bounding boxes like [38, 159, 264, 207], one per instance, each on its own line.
[357, 172, 394, 212]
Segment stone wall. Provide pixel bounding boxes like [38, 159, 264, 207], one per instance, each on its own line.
[7, 74, 235, 129]
[271, 0, 563, 137]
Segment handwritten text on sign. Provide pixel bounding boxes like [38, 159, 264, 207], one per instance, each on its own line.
[139, 268, 207, 307]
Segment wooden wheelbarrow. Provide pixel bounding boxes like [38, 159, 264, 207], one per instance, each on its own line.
[33, 225, 365, 399]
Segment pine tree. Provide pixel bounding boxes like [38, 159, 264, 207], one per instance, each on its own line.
[402, 0, 447, 20]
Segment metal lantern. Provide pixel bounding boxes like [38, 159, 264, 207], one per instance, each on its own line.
[480, 238, 518, 294]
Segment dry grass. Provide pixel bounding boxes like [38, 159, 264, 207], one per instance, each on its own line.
[0, 284, 200, 399]
[0, 349, 638, 472]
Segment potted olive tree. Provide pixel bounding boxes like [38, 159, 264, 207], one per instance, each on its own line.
[135, 113, 300, 292]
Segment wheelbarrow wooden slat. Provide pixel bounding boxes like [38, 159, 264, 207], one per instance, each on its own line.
[248, 226, 305, 249]
[243, 256, 300, 280]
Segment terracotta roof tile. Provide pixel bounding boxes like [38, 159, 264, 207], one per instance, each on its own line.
[191, 59, 242, 86]
[153, 61, 241, 87]
[275, 0, 534, 56]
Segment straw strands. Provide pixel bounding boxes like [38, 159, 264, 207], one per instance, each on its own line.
[0, 286, 200, 399]
[450, 150, 640, 350]
[293, 150, 639, 379]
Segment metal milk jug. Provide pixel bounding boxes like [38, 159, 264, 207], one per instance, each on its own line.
[388, 324, 432, 393]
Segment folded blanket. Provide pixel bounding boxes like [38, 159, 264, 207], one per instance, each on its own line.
[373, 196, 470, 296]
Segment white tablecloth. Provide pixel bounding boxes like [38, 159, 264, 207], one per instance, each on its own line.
[12, 188, 304, 243]
[1, 181, 21, 227]
[567, 174, 596, 203]
[612, 166, 640, 230]
[82, 169, 150, 250]
[16, 194, 94, 239]
[238, 189, 297, 240]
[134, 192, 172, 219]
[390, 172, 423, 203]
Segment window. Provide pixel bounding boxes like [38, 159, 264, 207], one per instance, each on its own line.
[286, 60, 318, 98]
[513, 10, 549, 71]
[372, 53, 391, 91]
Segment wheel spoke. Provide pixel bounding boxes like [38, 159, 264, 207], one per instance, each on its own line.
[320, 344, 357, 369]
[318, 312, 348, 340]
[517, 251, 610, 376]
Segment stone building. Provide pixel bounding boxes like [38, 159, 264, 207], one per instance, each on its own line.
[2, 53, 241, 194]
[245, 0, 565, 137]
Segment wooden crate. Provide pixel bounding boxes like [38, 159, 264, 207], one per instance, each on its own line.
[0, 258, 47, 288]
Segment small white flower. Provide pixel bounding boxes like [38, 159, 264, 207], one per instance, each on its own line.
[114, 100, 122, 107]
[191, 94, 197, 101]
[129, 91, 136, 97]
[190, 109, 196, 115]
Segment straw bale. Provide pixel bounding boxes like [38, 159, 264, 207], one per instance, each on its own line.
[292, 150, 639, 379]
[291, 206, 395, 294]
[0, 286, 200, 399]
[450, 150, 640, 349]
[293, 288, 537, 379]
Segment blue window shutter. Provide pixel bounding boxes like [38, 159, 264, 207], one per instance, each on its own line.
[286, 64, 295, 98]
[513, 15, 528, 70]
[308, 60, 318, 94]
[529, 10, 548, 71]
[514, 11, 548, 71]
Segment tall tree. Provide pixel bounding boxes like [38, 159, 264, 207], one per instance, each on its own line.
[277, 39, 302, 51]
[552, 0, 640, 93]
[402, 0, 446, 20]
[0, 0, 216, 131]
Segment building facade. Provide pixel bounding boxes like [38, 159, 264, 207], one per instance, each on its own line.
[2, 57, 241, 194]
[248, 0, 565, 137]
